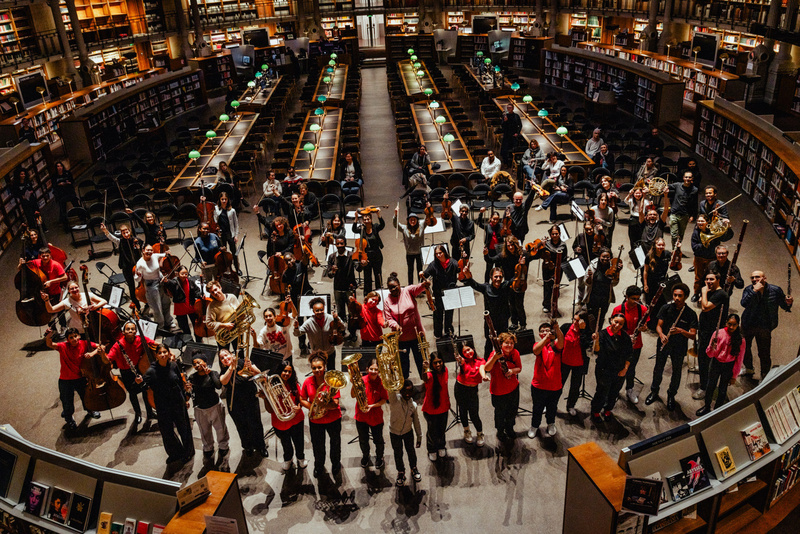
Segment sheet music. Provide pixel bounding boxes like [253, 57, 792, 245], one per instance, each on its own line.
[137, 318, 158, 340]
[107, 286, 123, 308]
[424, 217, 446, 234]
[567, 257, 587, 279]
[633, 246, 646, 269]
[571, 201, 584, 221]
[421, 244, 449, 264]
[442, 286, 477, 311]
[375, 288, 390, 311]
[558, 223, 571, 241]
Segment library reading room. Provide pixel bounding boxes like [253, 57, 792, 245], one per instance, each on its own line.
[3, 1, 800, 533]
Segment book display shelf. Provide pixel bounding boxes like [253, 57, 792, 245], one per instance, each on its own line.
[455, 34, 489, 64]
[189, 51, 236, 90]
[508, 36, 553, 71]
[563, 353, 800, 533]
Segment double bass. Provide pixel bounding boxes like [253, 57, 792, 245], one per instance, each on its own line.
[79, 265, 120, 345]
[267, 247, 287, 295]
[15, 225, 51, 327]
[34, 213, 76, 282]
[196, 180, 218, 234]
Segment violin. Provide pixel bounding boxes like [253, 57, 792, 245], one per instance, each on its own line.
[441, 198, 453, 221]
[329, 315, 346, 345]
[347, 288, 364, 331]
[129, 305, 157, 410]
[193, 274, 213, 339]
[159, 249, 180, 280]
[669, 243, 682, 271]
[511, 257, 528, 294]
[592, 231, 605, 255]
[275, 288, 298, 327]
[500, 214, 513, 237]
[424, 204, 437, 227]
[419, 273, 436, 312]
[529, 181, 550, 199]
[196, 180, 218, 234]
[15, 226, 51, 327]
[457, 243, 470, 281]
[152, 222, 167, 253]
[215, 247, 239, 286]
[605, 245, 624, 282]
[352, 237, 368, 264]
[268, 248, 287, 296]
[358, 205, 389, 216]
[292, 223, 318, 267]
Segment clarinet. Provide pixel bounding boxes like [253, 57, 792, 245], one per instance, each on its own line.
[484, 311, 509, 373]
[631, 282, 665, 344]
[723, 220, 748, 294]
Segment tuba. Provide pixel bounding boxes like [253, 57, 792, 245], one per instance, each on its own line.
[376, 330, 404, 392]
[214, 291, 260, 346]
[700, 214, 730, 248]
[309, 370, 347, 420]
[342, 353, 369, 412]
[647, 175, 668, 197]
[416, 328, 430, 367]
[251, 371, 297, 422]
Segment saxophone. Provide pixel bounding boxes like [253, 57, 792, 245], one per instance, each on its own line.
[376, 329, 404, 392]
[251, 371, 297, 422]
[214, 291, 260, 346]
[416, 327, 430, 367]
[309, 370, 347, 420]
[342, 352, 369, 412]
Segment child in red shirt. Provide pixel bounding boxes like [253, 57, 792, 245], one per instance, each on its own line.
[45, 328, 102, 430]
[480, 332, 522, 442]
[529, 322, 565, 439]
[421, 354, 450, 461]
[353, 358, 388, 469]
[454, 343, 487, 447]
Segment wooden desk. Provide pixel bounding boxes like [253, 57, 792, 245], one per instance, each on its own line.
[237, 75, 282, 112]
[291, 107, 342, 181]
[465, 63, 513, 94]
[313, 64, 348, 105]
[166, 112, 258, 192]
[411, 100, 477, 173]
[399, 59, 438, 97]
[563, 442, 627, 534]
[164, 472, 248, 534]
[494, 95, 594, 166]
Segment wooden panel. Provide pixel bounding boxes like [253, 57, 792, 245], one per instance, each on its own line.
[411, 100, 476, 173]
[237, 75, 282, 111]
[313, 64, 347, 105]
[568, 442, 626, 510]
[718, 479, 767, 516]
[398, 59, 438, 97]
[291, 107, 341, 181]
[163, 472, 242, 534]
[466, 63, 513, 93]
[714, 503, 762, 534]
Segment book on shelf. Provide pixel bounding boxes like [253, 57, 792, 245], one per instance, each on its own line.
[715, 446, 736, 477]
[67, 493, 92, 532]
[123, 517, 136, 534]
[111, 522, 124, 534]
[666, 472, 692, 502]
[135, 519, 150, 534]
[46, 487, 72, 524]
[22, 481, 49, 516]
[621, 476, 663, 515]
[97, 511, 113, 534]
[741, 421, 771, 461]
[679, 453, 712, 494]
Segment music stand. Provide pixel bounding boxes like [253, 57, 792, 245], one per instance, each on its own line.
[442, 286, 476, 338]
[561, 256, 588, 316]
[628, 245, 646, 286]
[237, 233, 261, 288]
[180, 341, 219, 368]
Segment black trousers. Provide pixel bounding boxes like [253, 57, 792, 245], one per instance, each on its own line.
[227, 395, 265, 452]
[705, 358, 735, 410]
[275, 421, 305, 462]
[399, 339, 424, 379]
[390, 431, 417, 472]
[742, 326, 772, 376]
[454, 382, 482, 432]
[697, 330, 713, 391]
[625, 347, 642, 390]
[591, 367, 625, 414]
[423, 411, 448, 453]
[491, 386, 519, 435]
[530, 385, 561, 427]
[362, 253, 383, 294]
[156, 404, 193, 460]
[510, 291, 526, 328]
[561, 362, 585, 409]
[628, 218, 643, 250]
[406, 254, 422, 285]
[176, 313, 200, 343]
[118, 369, 154, 417]
[650, 343, 685, 397]
[432, 295, 454, 338]
[356, 421, 385, 460]
[58, 378, 88, 421]
[309, 418, 342, 470]
[122, 267, 141, 308]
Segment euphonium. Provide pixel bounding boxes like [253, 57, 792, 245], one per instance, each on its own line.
[309, 370, 347, 420]
[342, 352, 369, 412]
[214, 291, 260, 345]
[415, 327, 430, 367]
[700, 214, 730, 248]
[647, 175, 668, 197]
[251, 371, 297, 422]
[376, 329, 404, 392]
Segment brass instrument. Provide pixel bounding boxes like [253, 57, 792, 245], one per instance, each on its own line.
[214, 291, 261, 345]
[647, 175, 668, 197]
[632, 176, 646, 190]
[342, 352, 369, 412]
[376, 329, 404, 392]
[700, 214, 730, 248]
[416, 327, 430, 367]
[309, 370, 348, 420]
[251, 371, 297, 422]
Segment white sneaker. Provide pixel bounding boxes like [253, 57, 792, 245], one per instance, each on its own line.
[428, 452, 437, 462]
[535, 205, 543, 211]
[438, 448, 447, 458]
[476, 432, 485, 447]
[547, 424, 557, 436]
[282, 460, 292, 471]
[463, 428, 474, 444]
[298, 459, 308, 469]
[692, 389, 706, 400]
[568, 407, 577, 416]
[527, 426, 538, 439]
[626, 388, 639, 404]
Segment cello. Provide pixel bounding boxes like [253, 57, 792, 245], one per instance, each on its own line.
[34, 212, 76, 282]
[79, 265, 120, 345]
[215, 247, 239, 287]
[15, 225, 51, 327]
[196, 179, 218, 234]
[78, 267, 126, 413]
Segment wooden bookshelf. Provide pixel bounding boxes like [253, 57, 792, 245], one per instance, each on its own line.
[570, 13, 602, 44]
[541, 46, 684, 126]
[508, 36, 552, 71]
[497, 11, 533, 32]
[0, 6, 37, 68]
[386, 34, 435, 63]
[0, 142, 54, 254]
[60, 68, 206, 163]
[386, 12, 418, 34]
[189, 51, 236, 90]
[456, 34, 489, 63]
[322, 15, 356, 38]
[59, 0, 133, 45]
[318, 0, 354, 14]
[694, 98, 800, 269]
[196, 0, 258, 25]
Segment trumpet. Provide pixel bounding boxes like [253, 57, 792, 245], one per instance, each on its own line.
[251, 371, 297, 422]
[376, 330, 404, 392]
[342, 353, 369, 412]
[416, 327, 430, 368]
[309, 370, 347, 420]
[215, 291, 260, 346]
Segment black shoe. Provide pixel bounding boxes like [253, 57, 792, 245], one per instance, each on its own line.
[313, 467, 323, 478]
[65, 419, 77, 431]
[496, 430, 507, 441]
[258, 448, 269, 458]
[360, 457, 370, 469]
[218, 448, 229, 458]
[242, 198, 250, 207]
[688, 266, 695, 272]
[508, 324, 519, 332]
[244, 448, 255, 456]
[89, 411, 101, 419]
[590, 413, 603, 423]
[134, 414, 143, 425]
[203, 450, 214, 462]
[644, 392, 659, 406]
[691, 293, 700, 302]
[146, 410, 157, 420]
[696, 406, 711, 417]
[375, 458, 385, 470]
[332, 463, 342, 476]
[666, 396, 676, 411]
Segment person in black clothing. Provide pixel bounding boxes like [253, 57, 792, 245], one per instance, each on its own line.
[507, 189, 536, 242]
[691, 214, 728, 301]
[534, 225, 568, 314]
[140, 344, 194, 464]
[592, 144, 615, 173]
[422, 245, 458, 338]
[477, 208, 503, 283]
[126, 209, 160, 247]
[463, 266, 513, 357]
[12, 168, 37, 227]
[281, 187, 318, 224]
[668, 172, 698, 251]
[698, 185, 730, 223]
[500, 103, 522, 167]
[283, 252, 311, 305]
[101, 222, 143, 310]
[163, 266, 204, 342]
[740, 270, 793, 378]
[584, 248, 619, 331]
[325, 236, 357, 340]
[694, 272, 730, 401]
[267, 216, 294, 257]
[573, 220, 600, 304]
[486, 235, 534, 331]
[678, 158, 702, 189]
[53, 161, 75, 229]
[21, 227, 42, 261]
[351, 209, 385, 293]
[590, 313, 633, 421]
[188, 351, 229, 462]
[18, 118, 36, 144]
[642, 127, 664, 157]
[449, 201, 476, 258]
[219, 348, 267, 457]
[224, 81, 237, 115]
[708, 245, 744, 295]
[339, 152, 363, 194]
[645, 283, 698, 410]
[643, 237, 671, 330]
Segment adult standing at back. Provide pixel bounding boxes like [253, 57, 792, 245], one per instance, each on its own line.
[740, 270, 793, 379]
[500, 103, 522, 167]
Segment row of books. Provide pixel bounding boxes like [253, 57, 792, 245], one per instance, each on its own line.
[772, 442, 800, 502]
[23, 481, 91, 531]
[763, 385, 800, 443]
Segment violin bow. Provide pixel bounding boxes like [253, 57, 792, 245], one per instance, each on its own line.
[187, 230, 204, 270]
[395, 202, 400, 240]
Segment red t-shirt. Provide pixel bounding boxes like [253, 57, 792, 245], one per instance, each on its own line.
[107, 335, 155, 370]
[360, 303, 385, 342]
[457, 357, 486, 386]
[354, 375, 388, 425]
[57, 339, 95, 380]
[488, 349, 521, 396]
[422, 367, 450, 415]
[31, 259, 65, 296]
[561, 324, 584, 367]
[612, 301, 647, 349]
[272, 383, 305, 431]
[532, 342, 563, 391]
[173, 277, 195, 316]
[301, 376, 342, 425]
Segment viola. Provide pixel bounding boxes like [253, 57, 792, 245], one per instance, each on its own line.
[193, 274, 213, 339]
[152, 222, 167, 254]
[15, 236, 51, 327]
[358, 205, 389, 216]
[347, 288, 364, 331]
[592, 232, 605, 255]
[267, 251, 287, 295]
[441, 198, 453, 221]
[275, 289, 298, 327]
[159, 250, 180, 280]
[424, 204, 437, 227]
[669, 243, 682, 271]
[419, 273, 436, 312]
[605, 245, 624, 282]
[525, 239, 545, 256]
[352, 237, 368, 264]
[511, 258, 528, 294]
[329, 315, 346, 345]
[500, 215, 513, 237]
[196, 180, 218, 234]
[215, 247, 239, 286]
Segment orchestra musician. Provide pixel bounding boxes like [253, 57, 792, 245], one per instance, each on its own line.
[422, 245, 458, 338]
[325, 236, 357, 341]
[23, 247, 67, 329]
[539, 225, 567, 314]
[486, 236, 533, 332]
[740, 270, 793, 379]
[560, 311, 591, 416]
[643, 238, 671, 331]
[639, 195, 670, 254]
[193, 222, 221, 281]
[394, 208, 426, 286]
[454, 342, 486, 447]
[351, 208, 385, 293]
[477, 208, 503, 283]
[125, 210, 160, 247]
[667, 171, 698, 252]
[101, 223, 143, 311]
[205, 280, 240, 351]
[480, 332, 522, 442]
[256, 308, 292, 360]
[357, 291, 385, 349]
[294, 297, 339, 368]
[612, 286, 648, 405]
[529, 322, 565, 438]
[164, 266, 204, 342]
[214, 192, 240, 272]
[462, 266, 513, 357]
[695, 314, 745, 417]
[188, 351, 230, 463]
[106, 321, 157, 425]
[134, 244, 176, 332]
[219, 348, 267, 458]
[388, 379, 422, 487]
[382, 272, 429, 379]
[421, 354, 450, 461]
[590, 313, 633, 422]
[42, 281, 107, 335]
[449, 200, 476, 258]
[693, 272, 730, 402]
[353, 358, 388, 470]
[299, 351, 342, 478]
[262, 359, 306, 471]
[708, 246, 744, 296]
